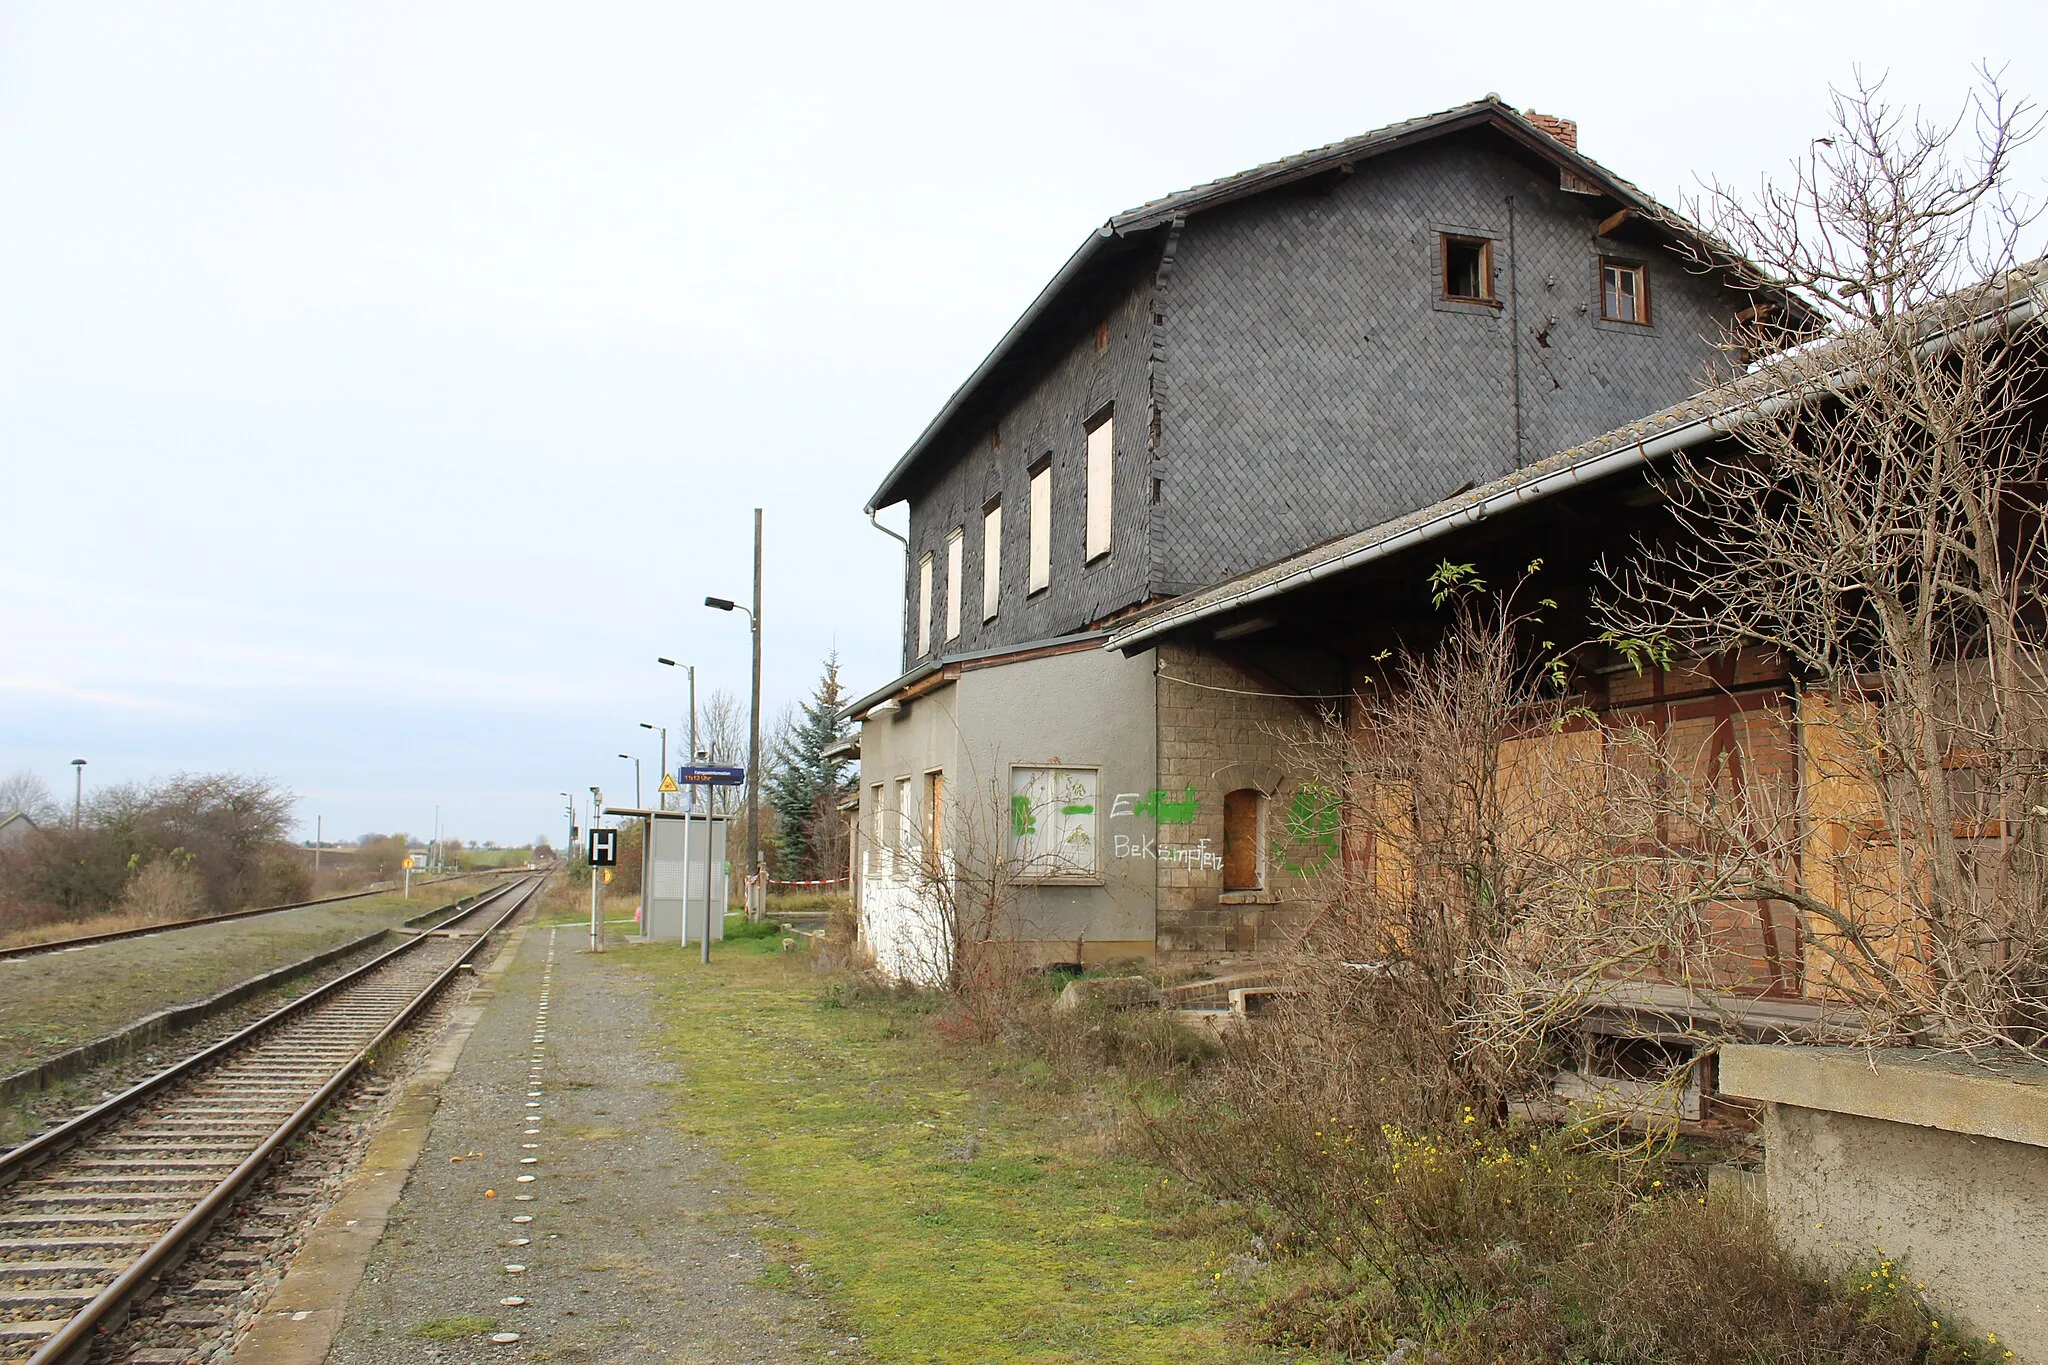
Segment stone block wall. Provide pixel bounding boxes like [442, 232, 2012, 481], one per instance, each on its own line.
[1152, 642, 1326, 960]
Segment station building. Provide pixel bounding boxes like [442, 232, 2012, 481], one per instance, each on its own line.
[847, 96, 1776, 978]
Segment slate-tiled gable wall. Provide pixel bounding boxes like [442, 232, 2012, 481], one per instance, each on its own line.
[900, 273, 1158, 671]
[1155, 136, 1739, 590]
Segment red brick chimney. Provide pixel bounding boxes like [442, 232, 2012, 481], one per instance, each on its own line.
[1523, 110, 1578, 151]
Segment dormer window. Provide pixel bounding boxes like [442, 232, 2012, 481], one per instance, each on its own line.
[1441, 234, 1494, 303]
[1601, 259, 1649, 324]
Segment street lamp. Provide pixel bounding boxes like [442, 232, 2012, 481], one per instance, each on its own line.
[617, 753, 641, 808]
[706, 552, 762, 913]
[638, 724, 667, 809]
[655, 659, 698, 808]
[69, 758, 86, 831]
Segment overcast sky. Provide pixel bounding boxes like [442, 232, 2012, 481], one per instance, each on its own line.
[2, 1, 2043, 845]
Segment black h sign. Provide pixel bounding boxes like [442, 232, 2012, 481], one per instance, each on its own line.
[587, 828, 618, 867]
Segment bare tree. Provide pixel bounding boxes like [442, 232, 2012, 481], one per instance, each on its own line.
[1608, 73, 2048, 1051]
[1272, 567, 1649, 1119]
[0, 770, 61, 825]
[859, 759, 1080, 1002]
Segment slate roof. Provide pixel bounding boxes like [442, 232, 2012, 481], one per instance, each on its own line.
[866, 96, 1756, 513]
[1103, 257, 2048, 653]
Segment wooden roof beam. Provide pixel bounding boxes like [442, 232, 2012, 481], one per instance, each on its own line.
[1596, 207, 1639, 238]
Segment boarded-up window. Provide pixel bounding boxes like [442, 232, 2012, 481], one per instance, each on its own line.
[893, 776, 912, 877]
[915, 552, 933, 658]
[944, 528, 963, 642]
[981, 501, 1002, 621]
[1085, 410, 1114, 561]
[866, 782, 883, 877]
[1009, 766, 1098, 880]
[1027, 460, 1051, 594]
[925, 769, 945, 852]
[1222, 788, 1266, 891]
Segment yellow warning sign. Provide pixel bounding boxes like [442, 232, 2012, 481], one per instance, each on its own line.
[401, 856, 415, 870]
[602, 868, 614, 884]
[657, 772, 679, 794]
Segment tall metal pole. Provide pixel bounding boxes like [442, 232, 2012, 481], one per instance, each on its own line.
[747, 508, 763, 906]
[687, 665, 698, 813]
[315, 815, 322, 874]
[590, 785, 604, 953]
[70, 759, 85, 831]
[700, 800, 715, 965]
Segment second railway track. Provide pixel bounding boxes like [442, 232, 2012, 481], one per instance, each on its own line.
[0, 873, 545, 1364]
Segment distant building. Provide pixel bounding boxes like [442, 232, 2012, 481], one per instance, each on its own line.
[0, 811, 41, 850]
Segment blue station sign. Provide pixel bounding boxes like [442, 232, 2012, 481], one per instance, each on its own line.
[677, 764, 746, 787]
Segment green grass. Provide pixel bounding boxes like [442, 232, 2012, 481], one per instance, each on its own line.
[612, 938, 1298, 1364]
[410, 1315, 497, 1340]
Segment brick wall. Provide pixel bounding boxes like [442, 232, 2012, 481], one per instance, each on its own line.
[1152, 643, 1324, 960]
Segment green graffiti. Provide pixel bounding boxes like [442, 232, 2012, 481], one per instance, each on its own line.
[1134, 786, 1200, 824]
[1010, 795, 1036, 838]
[1060, 802, 1095, 816]
[1273, 783, 1339, 874]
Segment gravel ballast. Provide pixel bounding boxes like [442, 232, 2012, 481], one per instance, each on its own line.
[324, 925, 849, 1362]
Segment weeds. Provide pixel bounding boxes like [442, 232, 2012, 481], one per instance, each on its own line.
[409, 1315, 496, 1340]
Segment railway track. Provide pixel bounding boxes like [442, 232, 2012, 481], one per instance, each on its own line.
[0, 870, 511, 964]
[0, 874, 544, 1364]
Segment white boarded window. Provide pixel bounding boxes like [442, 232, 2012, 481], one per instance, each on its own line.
[1008, 765, 1099, 881]
[981, 502, 1002, 621]
[893, 775, 912, 877]
[1085, 411, 1113, 561]
[1027, 461, 1051, 594]
[944, 528, 963, 641]
[915, 552, 933, 658]
[866, 782, 883, 877]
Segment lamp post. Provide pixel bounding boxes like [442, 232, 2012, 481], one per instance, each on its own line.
[618, 753, 641, 808]
[655, 659, 697, 808]
[705, 593, 760, 908]
[639, 720, 669, 810]
[69, 758, 86, 831]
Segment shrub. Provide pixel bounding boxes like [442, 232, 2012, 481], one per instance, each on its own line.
[116, 854, 207, 922]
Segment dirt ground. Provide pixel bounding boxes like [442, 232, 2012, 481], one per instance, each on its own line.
[323, 922, 851, 1363]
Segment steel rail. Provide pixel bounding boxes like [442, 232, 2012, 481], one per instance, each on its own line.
[0, 868, 513, 964]
[0, 875, 528, 1190]
[10, 874, 542, 1364]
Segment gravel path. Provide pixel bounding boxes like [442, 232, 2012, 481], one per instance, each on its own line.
[326, 926, 851, 1363]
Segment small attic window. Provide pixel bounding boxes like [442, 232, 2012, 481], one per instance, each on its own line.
[1441, 235, 1495, 304]
[1601, 259, 1649, 325]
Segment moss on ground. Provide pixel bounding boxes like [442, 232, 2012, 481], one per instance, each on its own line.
[618, 938, 1303, 1364]
[410, 1315, 497, 1340]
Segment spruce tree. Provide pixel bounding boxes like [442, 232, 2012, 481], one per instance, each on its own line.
[767, 651, 853, 879]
